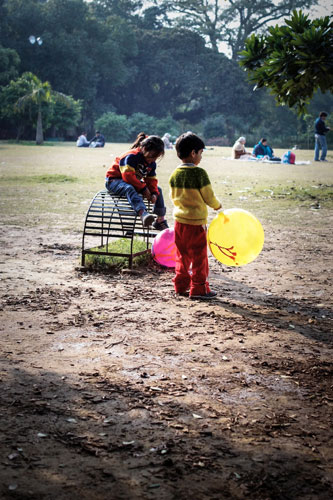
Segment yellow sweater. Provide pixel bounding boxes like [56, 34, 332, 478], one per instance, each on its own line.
[169, 164, 221, 225]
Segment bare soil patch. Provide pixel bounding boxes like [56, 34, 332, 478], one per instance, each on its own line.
[1, 218, 332, 500]
[0, 144, 332, 499]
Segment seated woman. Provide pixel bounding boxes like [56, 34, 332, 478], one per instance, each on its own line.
[232, 137, 253, 159]
[76, 132, 89, 147]
[162, 133, 173, 149]
[253, 138, 280, 161]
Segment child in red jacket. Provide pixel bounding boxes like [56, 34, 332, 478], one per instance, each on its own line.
[105, 132, 168, 229]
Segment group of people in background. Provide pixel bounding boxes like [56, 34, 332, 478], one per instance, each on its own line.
[76, 131, 105, 148]
[232, 136, 280, 161]
[78, 131, 174, 151]
[77, 110, 330, 162]
[232, 111, 330, 163]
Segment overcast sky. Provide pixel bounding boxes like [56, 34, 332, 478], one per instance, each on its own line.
[307, 0, 333, 18]
[140, 0, 333, 17]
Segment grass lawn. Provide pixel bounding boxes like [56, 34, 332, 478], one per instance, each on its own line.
[0, 141, 332, 233]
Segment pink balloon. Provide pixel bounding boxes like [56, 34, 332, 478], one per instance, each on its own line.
[152, 228, 177, 267]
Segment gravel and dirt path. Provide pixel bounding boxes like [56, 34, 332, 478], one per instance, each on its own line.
[0, 144, 332, 499]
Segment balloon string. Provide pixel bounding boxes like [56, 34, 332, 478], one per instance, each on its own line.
[210, 241, 237, 261]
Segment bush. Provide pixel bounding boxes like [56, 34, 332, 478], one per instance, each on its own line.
[95, 112, 131, 142]
[203, 114, 226, 139]
[128, 113, 157, 139]
[154, 115, 181, 138]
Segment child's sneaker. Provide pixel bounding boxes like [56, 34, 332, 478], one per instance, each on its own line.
[152, 219, 169, 231]
[190, 290, 217, 300]
[141, 212, 155, 227]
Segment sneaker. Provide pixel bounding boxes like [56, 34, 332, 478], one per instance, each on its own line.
[190, 290, 218, 300]
[175, 291, 189, 297]
[141, 212, 155, 227]
[152, 219, 169, 231]
[320, 159, 328, 162]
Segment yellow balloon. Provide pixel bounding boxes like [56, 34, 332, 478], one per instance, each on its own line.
[208, 208, 264, 266]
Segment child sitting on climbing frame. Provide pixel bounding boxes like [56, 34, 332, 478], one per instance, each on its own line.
[105, 132, 168, 230]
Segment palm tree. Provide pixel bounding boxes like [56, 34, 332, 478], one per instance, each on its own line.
[16, 72, 71, 145]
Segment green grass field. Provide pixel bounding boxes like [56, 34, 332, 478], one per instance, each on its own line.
[0, 141, 332, 233]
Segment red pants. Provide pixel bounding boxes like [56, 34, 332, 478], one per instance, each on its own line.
[173, 221, 211, 296]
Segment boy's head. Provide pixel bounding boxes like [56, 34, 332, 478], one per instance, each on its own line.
[260, 137, 267, 145]
[319, 111, 328, 119]
[175, 133, 205, 160]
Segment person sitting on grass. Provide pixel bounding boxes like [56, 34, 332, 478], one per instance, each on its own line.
[76, 132, 90, 147]
[232, 136, 253, 159]
[105, 132, 169, 230]
[253, 137, 280, 161]
[89, 131, 105, 148]
[162, 133, 173, 149]
[169, 132, 222, 300]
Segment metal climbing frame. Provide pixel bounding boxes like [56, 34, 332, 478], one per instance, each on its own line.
[81, 189, 156, 268]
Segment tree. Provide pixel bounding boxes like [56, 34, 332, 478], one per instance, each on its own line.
[0, 44, 20, 86]
[220, 0, 317, 59]
[89, 0, 143, 19]
[0, 0, 136, 131]
[0, 71, 38, 140]
[47, 96, 82, 138]
[1, 72, 81, 140]
[149, 0, 317, 58]
[239, 10, 333, 114]
[203, 114, 227, 139]
[16, 72, 75, 144]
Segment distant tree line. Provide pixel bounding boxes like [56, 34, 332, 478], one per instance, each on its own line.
[0, 0, 332, 147]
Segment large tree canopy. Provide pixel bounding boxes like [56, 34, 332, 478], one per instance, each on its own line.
[0, 45, 20, 86]
[0, 0, 331, 145]
[148, 0, 317, 58]
[239, 10, 333, 114]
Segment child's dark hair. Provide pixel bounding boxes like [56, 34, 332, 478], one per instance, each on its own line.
[319, 111, 328, 118]
[131, 132, 165, 158]
[261, 137, 267, 143]
[175, 132, 205, 160]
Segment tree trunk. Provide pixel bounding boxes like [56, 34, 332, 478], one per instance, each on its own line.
[16, 124, 25, 142]
[36, 109, 44, 145]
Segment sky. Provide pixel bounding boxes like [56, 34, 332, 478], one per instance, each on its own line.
[140, 0, 333, 16]
[306, 0, 333, 19]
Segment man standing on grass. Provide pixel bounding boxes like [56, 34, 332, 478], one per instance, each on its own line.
[314, 111, 330, 162]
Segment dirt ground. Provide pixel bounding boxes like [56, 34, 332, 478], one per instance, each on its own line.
[0, 219, 332, 500]
[0, 145, 333, 499]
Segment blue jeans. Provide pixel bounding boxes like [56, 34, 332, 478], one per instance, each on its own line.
[105, 178, 166, 216]
[314, 134, 327, 161]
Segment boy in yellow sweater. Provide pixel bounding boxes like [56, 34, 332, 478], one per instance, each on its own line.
[169, 132, 222, 300]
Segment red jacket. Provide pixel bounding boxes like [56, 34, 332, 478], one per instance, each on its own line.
[106, 147, 158, 194]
